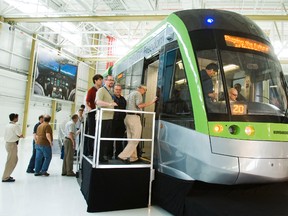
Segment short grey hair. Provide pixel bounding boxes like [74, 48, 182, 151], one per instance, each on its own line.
[138, 85, 147, 91]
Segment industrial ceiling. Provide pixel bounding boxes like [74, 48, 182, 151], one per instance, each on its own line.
[1, 0, 288, 63]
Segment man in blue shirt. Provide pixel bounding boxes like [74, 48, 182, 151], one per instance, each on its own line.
[26, 115, 44, 173]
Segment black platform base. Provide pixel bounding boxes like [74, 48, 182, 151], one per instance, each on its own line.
[152, 171, 288, 216]
[80, 158, 150, 212]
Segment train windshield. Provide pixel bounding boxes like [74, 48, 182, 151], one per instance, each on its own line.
[196, 35, 288, 120]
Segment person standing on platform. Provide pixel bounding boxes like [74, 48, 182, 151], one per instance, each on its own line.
[34, 115, 53, 176]
[62, 114, 78, 176]
[26, 115, 44, 173]
[85, 74, 103, 156]
[95, 75, 117, 162]
[112, 84, 126, 159]
[2, 113, 24, 182]
[118, 85, 157, 163]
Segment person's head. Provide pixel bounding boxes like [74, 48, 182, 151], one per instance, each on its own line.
[104, 75, 114, 88]
[78, 108, 84, 117]
[71, 113, 79, 123]
[43, 115, 51, 123]
[234, 83, 242, 93]
[39, 115, 44, 123]
[114, 84, 122, 97]
[92, 74, 103, 87]
[137, 85, 147, 95]
[80, 104, 85, 109]
[205, 63, 218, 77]
[9, 113, 19, 122]
[229, 88, 238, 102]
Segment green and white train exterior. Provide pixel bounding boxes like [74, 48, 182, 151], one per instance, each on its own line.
[109, 9, 288, 185]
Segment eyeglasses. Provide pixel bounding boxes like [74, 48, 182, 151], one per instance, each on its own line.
[231, 93, 238, 97]
[107, 79, 114, 81]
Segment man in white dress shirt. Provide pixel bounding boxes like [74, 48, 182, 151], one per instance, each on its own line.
[2, 113, 23, 182]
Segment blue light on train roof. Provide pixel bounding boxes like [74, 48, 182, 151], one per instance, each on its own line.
[206, 17, 214, 25]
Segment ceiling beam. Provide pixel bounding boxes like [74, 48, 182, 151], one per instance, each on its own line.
[3, 15, 168, 23]
[4, 14, 288, 24]
[79, 56, 120, 62]
[246, 15, 288, 21]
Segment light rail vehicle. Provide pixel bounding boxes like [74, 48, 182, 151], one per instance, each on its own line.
[108, 9, 288, 185]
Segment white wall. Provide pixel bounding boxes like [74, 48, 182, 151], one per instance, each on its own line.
[0, 23, 89, 137]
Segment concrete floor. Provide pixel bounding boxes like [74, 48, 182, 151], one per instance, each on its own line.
[0, 137, 171, 216]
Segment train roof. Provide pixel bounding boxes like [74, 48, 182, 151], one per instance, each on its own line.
[174, 9, 269, 42]
[107, 9, 270, 75]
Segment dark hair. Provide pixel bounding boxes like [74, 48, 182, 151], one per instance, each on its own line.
[206, 63, 218, 71]
[92, 74, 103, 84]
[80, 104, 85, 109]
[44, 115, 51, 122]
[38, 115, 44, 120]
[71, 114, 79, 120]
[9, 113, 18, 121]
[234, 83, 241, 88]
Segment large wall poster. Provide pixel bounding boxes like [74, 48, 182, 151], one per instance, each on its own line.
[33, 45, 78, 101]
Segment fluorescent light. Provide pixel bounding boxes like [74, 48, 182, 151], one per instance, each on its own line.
[223, 64, 239, 72]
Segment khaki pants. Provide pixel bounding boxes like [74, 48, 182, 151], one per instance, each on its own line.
[62, 138, 74, 175]
[2, 142, 18, 180]
[118, 115, 142, 161]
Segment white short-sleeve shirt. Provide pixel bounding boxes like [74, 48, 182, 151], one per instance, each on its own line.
[4, 122, 22, 142]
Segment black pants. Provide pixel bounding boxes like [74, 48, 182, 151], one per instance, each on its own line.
[99, 119, 113, 160]
[111, 119, 126, 158]
[85, 111, 96, 156]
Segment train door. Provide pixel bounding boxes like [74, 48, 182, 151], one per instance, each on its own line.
[141, 59, 159, 159]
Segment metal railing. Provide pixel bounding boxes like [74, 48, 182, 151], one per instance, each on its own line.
[77, 107, 156, 206]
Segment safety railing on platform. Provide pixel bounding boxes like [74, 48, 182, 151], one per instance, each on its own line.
[76, 107, 156, 206]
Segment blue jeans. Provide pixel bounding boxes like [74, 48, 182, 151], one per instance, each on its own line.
[27, 141, 36, 172]
[35, 145, 52, 173]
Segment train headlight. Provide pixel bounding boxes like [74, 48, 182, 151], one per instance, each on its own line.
[245, 126, 255, 136]
[213, 124, 223, 133]
[213, 125, 223, 133]
[228, 125, 239, 135]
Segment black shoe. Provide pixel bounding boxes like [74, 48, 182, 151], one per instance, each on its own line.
[61, 173, 66, 176]
[99, 158, 108, 163]
[34, 173, 42, 176]
[42, 172, 50, 176]
[2, 178, 15, 182]
[26, 170, 35, 174]
[118, 157, 130, 164]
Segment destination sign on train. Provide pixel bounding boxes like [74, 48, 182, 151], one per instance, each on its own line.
[224, 35, 270, 54]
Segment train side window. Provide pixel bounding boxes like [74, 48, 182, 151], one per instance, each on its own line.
[161, 48, 195, 129]
[123, 59, 144, 94]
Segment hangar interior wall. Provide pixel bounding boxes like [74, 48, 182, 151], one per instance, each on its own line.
[0, 23, 90, 138]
